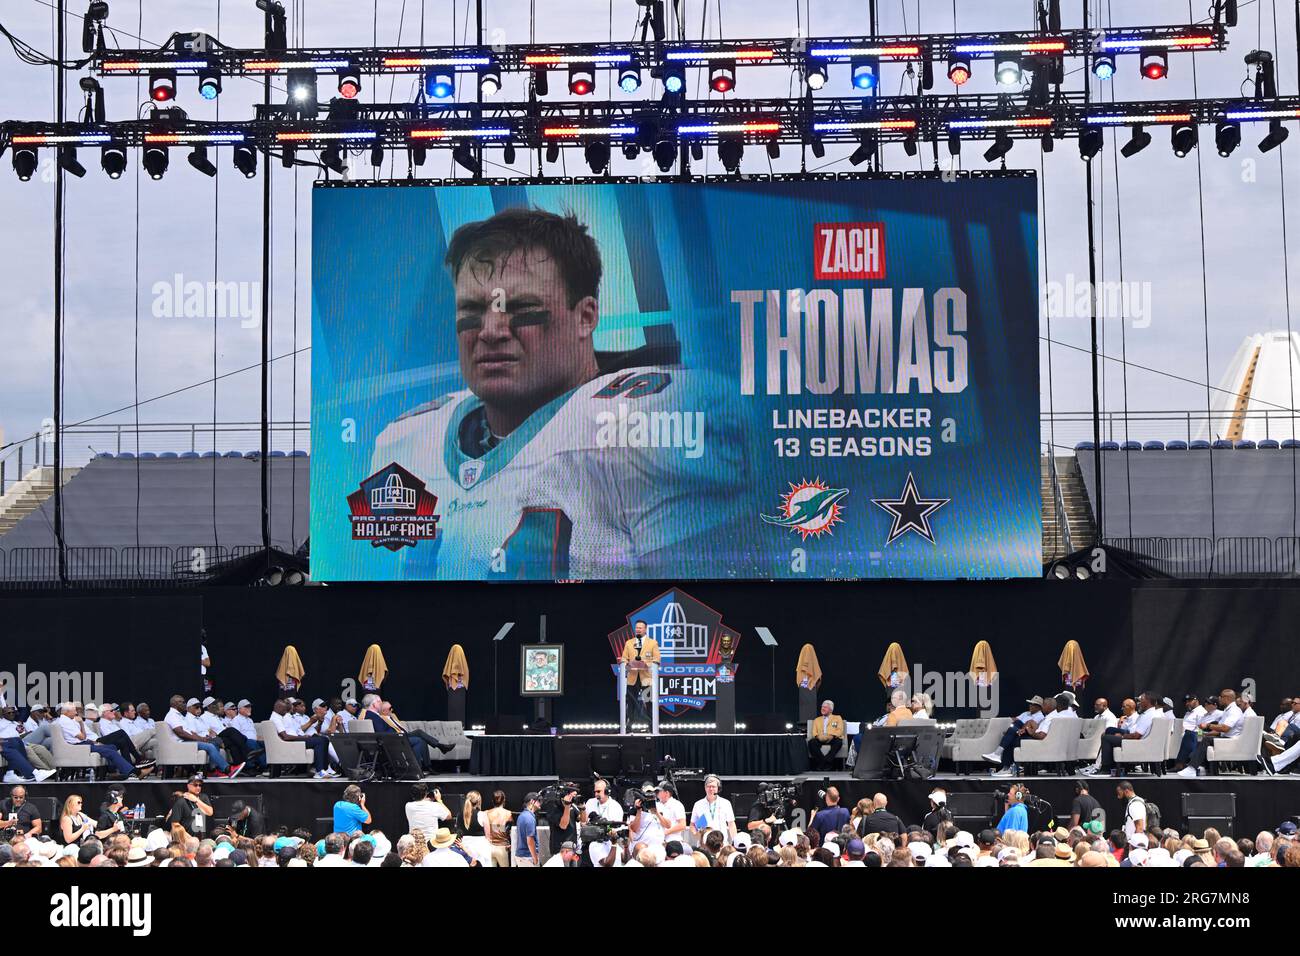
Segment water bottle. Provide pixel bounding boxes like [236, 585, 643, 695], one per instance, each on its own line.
[137, 801, 146, 821]
[88, 767, 95, 783]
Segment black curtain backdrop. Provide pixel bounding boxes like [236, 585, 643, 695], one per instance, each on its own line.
[2, 580, 1297, 727]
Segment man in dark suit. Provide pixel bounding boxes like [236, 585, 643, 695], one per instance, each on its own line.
[855, 793, 905, 838]
[362, 695, 454, 770]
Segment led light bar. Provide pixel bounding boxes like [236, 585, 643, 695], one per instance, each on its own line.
[812, 119, 917, 132]
[409, 128, 511, 139]
[382, 56, 492, 68]
[524, 53, 632, 65]
[664, 49, 774, 61]
[101, 59, 209, 71]
[948, 117, 1054, 129]
[143, 132, 247, 143]
[10, 132, 113, 144]
[1099, 35, 1213, 50]
[807, 45, 921, 58]
[243, 59, 352, 71]
[541, 125, 636, 137]
[1085, 112, 1193, 125]
[1223, 108, 1300, 121]
[677, 120, 781, 134]
[275, 130, 378, 141]
[952, 40, 1066, 54]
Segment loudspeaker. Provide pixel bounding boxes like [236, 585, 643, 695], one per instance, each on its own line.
[1182, 792, 1236, 836]
[590, 744, 622, 777]
[945, 791, 1000, 830]
[379, 736, 423, 780]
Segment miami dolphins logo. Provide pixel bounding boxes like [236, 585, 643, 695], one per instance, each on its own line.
[761, 479, 848, 540]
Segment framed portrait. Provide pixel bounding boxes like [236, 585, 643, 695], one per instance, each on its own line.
[520, 644, 564, 697]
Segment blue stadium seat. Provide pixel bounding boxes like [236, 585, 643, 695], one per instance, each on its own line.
[1099, 441, 1120, 451]
[223, 451, 243, 458]
[1075, 441, 1096, 451]
[200, 451, 220, 459]
[243, 451, 260, 459]
[1120, 440, 1142, 451]
[269, 450, 287, 458]
[1190, 440, 1212, 450]
[95, 452, 114, 459]
[1212, 439, 1234, 450]
[116, 451, 135, 459]
[1234, 440, 1257, 450]
[158, 452, 179, 459]
[290, 450, 308, 457]
[1258, 439, 1280, 449]
[1165, 440, 1188, 450]
[1142, 440, 1166, 451]
[1283, 439, 1300, 449]
[138, 452, 157, 460]
[178, 452, 198, 459]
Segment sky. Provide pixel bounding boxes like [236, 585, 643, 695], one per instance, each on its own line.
[0, 0, 1297, 465]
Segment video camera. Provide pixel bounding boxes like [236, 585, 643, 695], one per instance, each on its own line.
[992, 785, 1055, 831]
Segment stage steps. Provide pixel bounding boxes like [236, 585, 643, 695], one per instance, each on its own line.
[1042, 455, 1097, 561]
[0, 466, 81, 536]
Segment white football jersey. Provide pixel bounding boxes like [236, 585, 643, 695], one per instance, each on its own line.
[370, 366, 750, 580]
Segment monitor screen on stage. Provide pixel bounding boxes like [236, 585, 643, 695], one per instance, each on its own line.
[310, 176, 1041, 581]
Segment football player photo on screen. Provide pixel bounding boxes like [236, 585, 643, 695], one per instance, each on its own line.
[369, 207, 754, 581]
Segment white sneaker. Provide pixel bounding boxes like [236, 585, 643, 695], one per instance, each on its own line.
[34, 769, 56, 782]
[1, 771, 20, 785]
[322, 768, 340, 778]
[1175, 767, 1196, 778]
[981, 752, 1002, 764]
[990, 767, 1017, 777]
[313, 770, 328, 779]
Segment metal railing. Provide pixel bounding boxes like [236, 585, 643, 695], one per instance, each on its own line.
[1045, 443, 1074, 557]
[0, 544, 281, 588]
[1042, 408, 1300, 451]
[0, 421, 311, 495]
[1104, 536, 1300, 577]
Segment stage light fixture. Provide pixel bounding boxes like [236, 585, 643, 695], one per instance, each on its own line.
[1121, 124, 1152, 157]
[584, 138, 611, 173]
[947, 56, 971, 86]
[718, 136, 744, 171]
[649, 137, 675, 171]
[806, 60, 827, 90]
[337, 63, 362, 99]
[198, 65, 222, 100]
[503, 142, 517, 164]
[1051, 563, 1070, 580]
[1215, 120, 1241, 156]
[690, 142, 704, 162]
[995, 57, 1022, 86]
[453, 141, 480, 175]
[709, 60, 736, 93]
[321, 144, 345, 174]
[1093, 52, 1116, 80]
[100, 144, 127, 178]
[1259, 118, 1290, 153]
[280, 145, 295, 168]
[1078, 126, 1104, 160]
[850, 56, 879, 91]
[479, 63, 502, 96]
[57, 145, 86, 178]
[533, 66, 549, 96]
[287, 69, 318, 118]
[142, 144, 169, 180]
[1140, 49, 1168, 80]
[233, 143, 257, 177]
[569, 65, 595, 95]
[370, 143, 384, 167]
[810, 136, 825, 158]
[187, 144, 217, 177]
[1074, 565, 1091, 581]
[662, 62, 686, 94]
[984, 130, 1013, 163]
[425, 69, 455, 99]
[947, 130, 961, 156]
[149, 69, 177, 102]
[1171, 121, 1198, 157]
[849, 133, 877, 166]
[902, 133, 918, 157]
[1040, 132, 1054, 153]
[766, 139, 780, 160]
[410, 145, 427, 167]
[545, 142, 560, 163]
[618, 65, 642, 93]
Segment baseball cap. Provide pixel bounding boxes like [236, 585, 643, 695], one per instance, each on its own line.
[188, 773, 204, 784]
[845, 838, 865, 857]
[655, 780, 673, 792]
[664, 841, 684, 857]
[185, 697, 200, 708]
[311, 698, 325, 709]
[732, 832, 752, 849]
[202, 696, 216, 707]
[928, 789, 947, 805]
[909, 842, 932, 860]
[524, 791, 540, 803]
[101, 702, 118, 712]
[1277, 821, 1298, 836]
[1026, 695, 1045, 706]
[345, 698, 358, 707]
[224, 701, 238, 710]
[105, 788, 124, 804]
[237, 699, 251, 708]
[559, 841, 577, 852]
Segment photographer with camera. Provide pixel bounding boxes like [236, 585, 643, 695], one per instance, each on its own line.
[808, 786, 849, 847]
[630, 780, 686, 853]
[545, 782, 581, 854]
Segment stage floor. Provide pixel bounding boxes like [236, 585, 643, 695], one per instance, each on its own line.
[12, 771, 1295, 842]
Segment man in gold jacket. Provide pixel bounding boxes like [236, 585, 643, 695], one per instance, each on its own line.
[808, 699, 845, 769]
[621, 620, 661, 724]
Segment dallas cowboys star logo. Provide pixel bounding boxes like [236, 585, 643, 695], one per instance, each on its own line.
[871, 472, 950, 545]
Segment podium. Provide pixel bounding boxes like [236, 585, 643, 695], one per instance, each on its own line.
[797, 687, 818, 724]
[446, 686, 467, 725]
[617, 661, 659, 735]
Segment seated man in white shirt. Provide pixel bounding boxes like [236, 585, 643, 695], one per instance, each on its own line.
[268, 698, 334, 778]
[95, 703, 156, 769]
[991, 696, 1058, 775]
[223, 700, 266, 775]
[0, 704, 56, 782]
[54, 701, 138, 778]
[102, 703, 155, 760]
[1179, 689, 1246, 777]
[164, 694, 233, 777]
[1174, 694, 1207, 769]
[1089, 693, 1158, 776]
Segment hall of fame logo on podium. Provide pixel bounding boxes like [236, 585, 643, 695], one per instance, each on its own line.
[607, 588, 740, 717]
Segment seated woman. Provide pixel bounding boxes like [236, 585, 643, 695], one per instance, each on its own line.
[58, 795, 95, 846]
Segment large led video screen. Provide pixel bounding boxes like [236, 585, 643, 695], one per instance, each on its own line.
[310, 176, 1041, 581]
